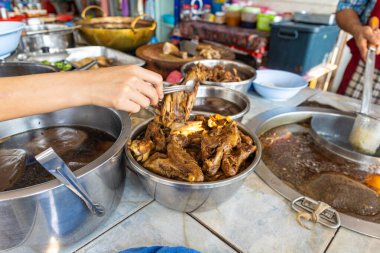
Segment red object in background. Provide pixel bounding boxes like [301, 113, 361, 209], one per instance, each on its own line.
[166, 70, 183, 83]
[41, 0, 56, 13]
[56, 14, 73, 22]
[0, 14, 26, 22]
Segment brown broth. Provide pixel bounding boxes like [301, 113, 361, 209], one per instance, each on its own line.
[0, 126, 116, 191]
[260, 122, 380, 223]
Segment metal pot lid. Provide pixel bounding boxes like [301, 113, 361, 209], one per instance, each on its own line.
[310, 114, 380, 166]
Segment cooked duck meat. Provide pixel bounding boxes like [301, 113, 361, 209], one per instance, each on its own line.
[158, 70, 200, 127]
[222, 143, 257, 177]
[129, 139, 154, 162]
[145, 120, 166, 152]
[128, 63, 257, 183]
[143, 140, 204, 182]
[189, 64, 241, 83]
[202, 121, 241, 176]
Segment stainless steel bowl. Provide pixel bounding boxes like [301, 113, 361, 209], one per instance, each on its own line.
[181, 59, 256, 93]
[193, 86, 250, 122]
[126, 118, 262, 212]
[0, 106, 130, 251]
[0, 62, 59, 77]
[22, 24, 76, 54]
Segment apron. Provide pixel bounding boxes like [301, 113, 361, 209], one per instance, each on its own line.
[338, 0, 380, 104]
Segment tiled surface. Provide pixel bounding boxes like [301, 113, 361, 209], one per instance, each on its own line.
[62, 170, 153, 253]
[192, 172, 336, 253]
[326, 228, 380, 253]
[77, 202, 236, 253]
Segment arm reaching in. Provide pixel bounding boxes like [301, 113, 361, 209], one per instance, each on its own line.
[336, 8, 380, 60]
[0, 65, 163, 121]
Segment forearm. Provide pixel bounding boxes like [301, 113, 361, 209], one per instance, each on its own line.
[0, 71, 91, 121]
[336, 8, 363, 37]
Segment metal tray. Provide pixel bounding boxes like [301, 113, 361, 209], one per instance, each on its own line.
[66, 46, 145, 67]
[247, 107, 380, 239]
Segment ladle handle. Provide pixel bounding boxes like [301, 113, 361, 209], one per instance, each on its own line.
[35, 148, 106, 217]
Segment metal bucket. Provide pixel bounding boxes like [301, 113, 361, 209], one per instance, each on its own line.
[0, 106, 130, 251]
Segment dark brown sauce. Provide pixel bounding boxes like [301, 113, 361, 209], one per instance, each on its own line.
[260, 122, 380, 223]
[193, 97, 242, 115]
[0, 126, 116, 192]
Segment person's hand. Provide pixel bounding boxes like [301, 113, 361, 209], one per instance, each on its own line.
[353, 24, 380, 60]
[87, 65, 163, 113]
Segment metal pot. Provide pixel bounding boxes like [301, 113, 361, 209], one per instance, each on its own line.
[0, 62, 59, 77]
[22, 24, 76, 54]
[77, 5, 156, 52]
[181, 59, 256, 93]
[0, 106, 130, 251]
[125, 118, 262, 212]
[193, 86, 251, 122]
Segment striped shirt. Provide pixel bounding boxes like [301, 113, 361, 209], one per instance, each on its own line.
[337, 0, 377, 24]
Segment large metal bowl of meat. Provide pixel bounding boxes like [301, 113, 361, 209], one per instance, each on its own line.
[126, 114, 262, 212]
[0, 106, 130, 251]
[181, 59, 256, 93]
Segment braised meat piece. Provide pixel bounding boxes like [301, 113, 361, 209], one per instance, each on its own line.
[145, 120, 166, 152]
[158, 70, 200, 127]
[222, 143, 257, 177]
[129, 139, 154, 162]
[129, 119, 165, 162]
[143, 139, 204, 182]
[201, 121, 241, 176]
[189, 64, 241, 83]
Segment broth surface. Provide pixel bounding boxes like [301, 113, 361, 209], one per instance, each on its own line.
[0, 126, 115, 191]
[260, 122, 380, 223]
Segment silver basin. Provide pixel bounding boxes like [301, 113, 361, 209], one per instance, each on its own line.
[126, 117, 262, 212]
[193, 86, 250, 122]
[181, 59, 256, 93]
[247, 106, 380, 238]
[0, 106, 130, 251]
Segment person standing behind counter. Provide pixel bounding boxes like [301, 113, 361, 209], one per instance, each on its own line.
[336, 0, 380, 104]
[0, 65, 163, 121]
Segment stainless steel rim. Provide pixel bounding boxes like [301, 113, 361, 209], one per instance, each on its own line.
[0, 62, 60, 72]
[247, 106, 380, 239]
[126, 117, 262, 189]
[193, 86, 251, 121]
[0, 107, 131, 200]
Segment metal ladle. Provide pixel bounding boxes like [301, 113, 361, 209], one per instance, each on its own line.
[35, 147, 106, 217]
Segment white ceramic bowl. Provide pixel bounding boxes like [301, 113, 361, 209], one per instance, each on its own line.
[0, 21, 25, 59]
[253, 70, 308, 101]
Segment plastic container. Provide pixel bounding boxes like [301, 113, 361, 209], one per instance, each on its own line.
[226, 5, 241, 27]
[257, 13, 276, 31]
[0, 21, 25, 59]
[241, 7, 260, 28]
[267, 21, 340, 74]
[214, 11, 225, 24]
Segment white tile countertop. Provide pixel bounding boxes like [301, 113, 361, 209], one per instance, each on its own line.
[10, 89, 379, 253]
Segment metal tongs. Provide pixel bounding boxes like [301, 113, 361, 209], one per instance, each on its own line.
[35, 148, 106, 217]
[163, 80, 196, 95]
